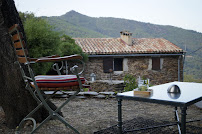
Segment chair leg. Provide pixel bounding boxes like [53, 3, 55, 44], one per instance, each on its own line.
[54, 90, 81, 133]
[15, 91, 57, 133]
[55, 113, 80, 134]
[16, 89, 81, 133]
[174, 107, 182, 134]
[15, 103, 43, 133]
[15, 117, 37, 134]
[56, 90, 80, 113]
[31, 115, 52, 134]
[31, 90, 81, 134]
[16, 65, 83, 133]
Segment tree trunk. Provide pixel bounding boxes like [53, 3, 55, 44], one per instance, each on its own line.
[0, 0, 57, 128]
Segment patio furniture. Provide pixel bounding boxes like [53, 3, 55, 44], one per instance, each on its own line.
[9, 24, 85, 134]
[116, 81, 202, 134]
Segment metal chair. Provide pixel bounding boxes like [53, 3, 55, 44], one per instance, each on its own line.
[9, 24, 85, 134]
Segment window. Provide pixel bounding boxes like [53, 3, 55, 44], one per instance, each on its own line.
[103, 58, 123, 73]
[114, 58, 123, 71]
[152, 57, 160, 70]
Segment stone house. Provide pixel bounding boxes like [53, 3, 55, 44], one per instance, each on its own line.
[74, 31, 185, 85]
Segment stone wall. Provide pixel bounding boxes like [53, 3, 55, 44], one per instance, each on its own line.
[82, 56, 183, 85]
[87, 80, 124, 92]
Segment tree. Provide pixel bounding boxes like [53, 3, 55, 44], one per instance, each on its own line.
[18, 12, 88, 75]
[19, 11, 35, 24]
[60, 34, 88, 62]
[24, 17, 61, 74]
[0, 0, 56, 128]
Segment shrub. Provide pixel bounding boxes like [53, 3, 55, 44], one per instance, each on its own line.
[123, 74, 137, 92]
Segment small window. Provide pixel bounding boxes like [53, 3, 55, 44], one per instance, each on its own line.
[103, 58, 123, 73]
[114, 58, 123, 71]
[152, 57, 160, 70]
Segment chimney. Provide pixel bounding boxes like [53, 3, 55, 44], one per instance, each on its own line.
[120, 31, 133, 45]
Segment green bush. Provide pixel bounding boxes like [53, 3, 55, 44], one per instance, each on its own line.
[123, 74, 137, 92]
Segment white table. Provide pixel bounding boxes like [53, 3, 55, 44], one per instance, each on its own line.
[116, 82, 202, 134]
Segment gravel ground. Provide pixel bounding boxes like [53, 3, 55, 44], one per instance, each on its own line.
[0, 98, 201, 134]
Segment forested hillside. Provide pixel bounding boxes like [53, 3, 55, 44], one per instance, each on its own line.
[44, 10, 202, 80]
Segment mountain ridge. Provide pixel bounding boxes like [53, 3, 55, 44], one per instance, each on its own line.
[63, 10, 202, 34]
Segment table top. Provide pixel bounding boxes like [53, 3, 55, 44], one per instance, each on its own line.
[117, 82, 202, 107]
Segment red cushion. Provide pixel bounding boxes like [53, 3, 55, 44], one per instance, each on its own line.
[35, 75, 85, 88]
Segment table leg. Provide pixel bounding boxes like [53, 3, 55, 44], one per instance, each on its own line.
[181, 106, 187, 134]
[118, 98, 122, 134]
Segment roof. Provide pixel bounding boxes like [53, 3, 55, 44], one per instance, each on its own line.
[74, 38, 184, 55]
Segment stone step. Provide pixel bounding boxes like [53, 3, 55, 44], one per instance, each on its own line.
[93, 94, 106, 99]
[76, 96, 87, 99]
[62, 91, 76, 95]
[80, 91, 99, 96]
[99, 92, 115, 96]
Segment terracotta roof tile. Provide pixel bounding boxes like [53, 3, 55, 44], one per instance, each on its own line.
[74, 38, 183, 55]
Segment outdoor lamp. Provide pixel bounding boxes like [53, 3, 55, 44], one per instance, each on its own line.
[90, 73, 96, 81]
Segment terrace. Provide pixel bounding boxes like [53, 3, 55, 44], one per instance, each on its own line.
[0, 97, 201, 133]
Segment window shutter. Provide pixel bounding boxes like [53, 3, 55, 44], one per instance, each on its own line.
[152, 57, 160, 70]
[103, 57, 113, 73]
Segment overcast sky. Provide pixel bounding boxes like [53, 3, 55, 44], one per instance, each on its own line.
[14, 0, 202, 33]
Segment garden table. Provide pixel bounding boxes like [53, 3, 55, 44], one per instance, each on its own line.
[116, 81, 202, 134]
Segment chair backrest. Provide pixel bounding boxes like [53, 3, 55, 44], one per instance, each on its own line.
[9, 24, 37, 89]
[9, 24, 29, 64]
